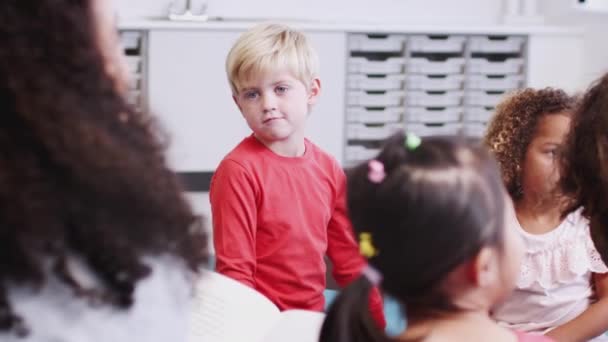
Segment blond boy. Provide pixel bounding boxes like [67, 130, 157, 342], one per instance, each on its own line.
[210, 23, 385, 326]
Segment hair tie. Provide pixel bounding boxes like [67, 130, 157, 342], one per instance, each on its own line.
[405, 133, 422, 151]
[362, 265, 383, 286]
[367, 160, 386, 183]
[359, 232, 378, 258]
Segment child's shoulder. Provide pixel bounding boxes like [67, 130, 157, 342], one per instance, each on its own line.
[217, 136, 266, 168]
[305, 138, 341, 168]
[517, 206, 608, 289]
[567, 207, 590, 228]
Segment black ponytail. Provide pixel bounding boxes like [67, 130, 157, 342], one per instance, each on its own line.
[319, 277, 391, 342]
[320, 130, 506, 342]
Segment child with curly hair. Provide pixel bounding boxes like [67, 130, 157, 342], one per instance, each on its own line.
[485, 88, 608, 341]
[0, 0, 208, 341]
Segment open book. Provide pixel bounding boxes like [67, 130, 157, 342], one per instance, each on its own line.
[188, 271, 325, 342]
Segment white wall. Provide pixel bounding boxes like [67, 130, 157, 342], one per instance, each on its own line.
[116, 0, 608, 91]
[539, 0, 608, 90]
[116, 0, 505, 25]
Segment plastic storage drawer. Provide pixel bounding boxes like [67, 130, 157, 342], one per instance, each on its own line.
[120, 31, 142, 51]
[127, 90, 141, 107]
[406, 74, 464, 91]
[125, 56, 141, 73]
[465, 74, 523, 91]
[469, 36, 525, 54]
[406, 57, 465, 75]
[465, 91, 507, 107]
[347, 90, 404, 107]
[345, 145, 381, 161]
[405, 122, 462, 137]
[468, 58, 524, 75]
[462, 123, 488, 138]
[347, 123, 403, 140]
[463, 106, 495, 122]
[128, 76, 141, 90]
[347, 107, 403, 124]
[409, 35, 466, 53]
[348, 74, 405, 91]
[406, 91, 464, 107]
[349, 34, 405, 53]
[348, 57, 405, 74]
[405, 107, 463, 124]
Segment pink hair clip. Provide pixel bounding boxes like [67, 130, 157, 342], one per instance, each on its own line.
[368, 159, 386, 183]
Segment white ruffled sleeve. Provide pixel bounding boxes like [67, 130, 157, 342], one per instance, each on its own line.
[517, 209, 608, 290]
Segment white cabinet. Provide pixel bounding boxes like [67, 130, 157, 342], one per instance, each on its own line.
[128, 23, 583, 170]
[147, 29, 346, 172]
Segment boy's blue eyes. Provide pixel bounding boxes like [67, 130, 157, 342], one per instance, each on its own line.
[244, 91, 259, 99]
[241, 86, 289, 100]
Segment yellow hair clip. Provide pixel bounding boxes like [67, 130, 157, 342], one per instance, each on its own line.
[359, 232, 378, 258]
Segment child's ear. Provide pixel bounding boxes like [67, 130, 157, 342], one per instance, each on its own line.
[307, 78, 321, 105]
[468, 247, 498, 287]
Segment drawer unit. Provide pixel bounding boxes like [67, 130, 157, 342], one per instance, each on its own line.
[348, 74, 405, 91]
[468, 57, 524, 75]
[469, 36, 525, 54]
[119, 30, 146, 111]
[405, 122, 462, 137]
[348, 57, 406, 74]
[405, 106, 463, 124]
[465, 90, 508, 107]
[409, 35, 466, 53]
[462, 122, 488, 138]
[343, 32, 526, 162]
[406, 57, 466, 74]
[349, 34, 406, 53]
[347, 90, 404, 107]
[406, 74, 464, 91]
[465, 74, 523, 91]
[347, 106, 404, 124]
[406, 90, 464, 107]
[463, 106, 496, 123]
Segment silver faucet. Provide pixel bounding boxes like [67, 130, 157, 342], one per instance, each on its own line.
[168, 0, 209, 21]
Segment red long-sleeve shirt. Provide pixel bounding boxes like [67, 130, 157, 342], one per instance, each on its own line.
[210, 136, 385, 327]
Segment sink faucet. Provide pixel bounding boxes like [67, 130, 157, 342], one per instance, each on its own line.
[168, 0, 209, 21]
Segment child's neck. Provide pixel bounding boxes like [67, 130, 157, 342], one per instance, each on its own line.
[400, 310, 515, 342]
[254, 134, 306, 157]
[515, 195, 565, 235]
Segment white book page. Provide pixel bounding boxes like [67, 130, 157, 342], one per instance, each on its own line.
[188, 271, 281, 342]
[261, 310, 326, 342]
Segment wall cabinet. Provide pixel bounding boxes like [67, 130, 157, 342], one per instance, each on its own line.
[120, 24, 583, 173]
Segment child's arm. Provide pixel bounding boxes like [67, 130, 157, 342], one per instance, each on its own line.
[326, 169, 386, 328]
[210, 160, 258, 288]
[545, 272, 608, 342]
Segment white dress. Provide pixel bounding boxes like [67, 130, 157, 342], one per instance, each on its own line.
[1, 256, 194, 342]
[493, 208, 608, 342]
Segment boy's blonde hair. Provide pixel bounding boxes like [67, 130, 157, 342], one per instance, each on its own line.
[226, 23, 319, 95]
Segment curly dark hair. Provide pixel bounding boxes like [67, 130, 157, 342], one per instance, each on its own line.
[484, 88, 577, 200]
[0, 0, 208, 336]
[561, 73, 608, 264]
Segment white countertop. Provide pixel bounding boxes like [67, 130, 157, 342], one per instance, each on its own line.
[118, 17, 583, 36]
